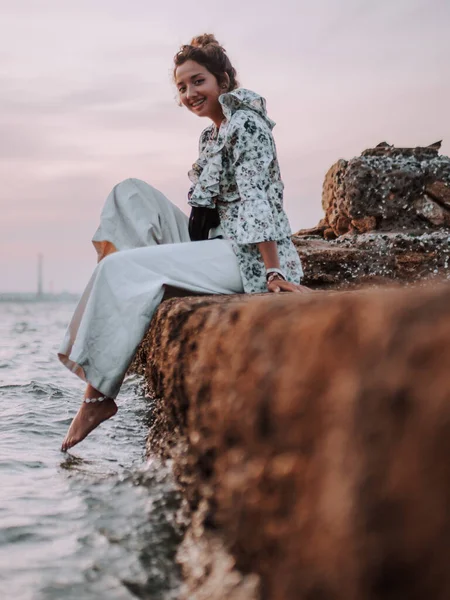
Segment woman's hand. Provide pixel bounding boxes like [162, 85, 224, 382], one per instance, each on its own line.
[267, 276, 312, 294]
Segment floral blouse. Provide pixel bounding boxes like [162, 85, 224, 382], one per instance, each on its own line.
[187, 88, 303, 293]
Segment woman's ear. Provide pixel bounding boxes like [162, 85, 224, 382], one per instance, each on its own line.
[221, 73, 230, 91]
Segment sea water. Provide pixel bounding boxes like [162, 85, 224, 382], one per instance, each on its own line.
[0, 301, 182, 600]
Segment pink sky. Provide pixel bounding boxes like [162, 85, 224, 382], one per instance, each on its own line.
[1, 0, 449, 293]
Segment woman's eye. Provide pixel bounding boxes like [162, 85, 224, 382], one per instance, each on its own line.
[195, 79, 204, 85]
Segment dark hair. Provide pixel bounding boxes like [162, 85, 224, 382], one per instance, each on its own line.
[173, 34, 239, 92]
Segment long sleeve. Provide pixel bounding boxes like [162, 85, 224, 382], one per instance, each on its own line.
[230, 112, 291, 245]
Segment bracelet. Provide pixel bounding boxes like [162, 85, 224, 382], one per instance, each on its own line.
[266, 268, 286, 282]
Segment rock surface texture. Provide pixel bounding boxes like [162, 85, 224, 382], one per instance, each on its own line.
[295, 143, 450, 288]
[132, 142, 450, 599]
[138, 285, 450, 600]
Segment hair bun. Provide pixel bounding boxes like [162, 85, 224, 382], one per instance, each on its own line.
[190, 34, 221, 49]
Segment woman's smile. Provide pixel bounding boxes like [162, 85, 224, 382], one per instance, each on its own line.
[190, 98, 206, 110]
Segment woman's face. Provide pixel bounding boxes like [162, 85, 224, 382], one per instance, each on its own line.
[175, 60, 226, 122]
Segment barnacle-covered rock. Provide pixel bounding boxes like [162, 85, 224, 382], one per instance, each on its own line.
[302, 142, 450, 236]
[293, 230, 450, 288]
[295, 142, 450, 287]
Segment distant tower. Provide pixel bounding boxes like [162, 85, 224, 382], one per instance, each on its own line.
[37, 253, 43, 298]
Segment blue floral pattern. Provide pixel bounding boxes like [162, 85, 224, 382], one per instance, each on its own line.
[188, 88, 303, 293]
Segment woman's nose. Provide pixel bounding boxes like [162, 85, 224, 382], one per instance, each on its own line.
[186, 86, 197, 100]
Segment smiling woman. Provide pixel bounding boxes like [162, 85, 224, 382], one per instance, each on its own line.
[58, 33, 307, 452]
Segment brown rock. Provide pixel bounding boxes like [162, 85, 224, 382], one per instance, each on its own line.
[293, 143, 450, 287]
[427, 140, 442, 151]
[132, 141, 450, 598]
[293, 232, 450, 289]
[361, 143, 441, 158]
[321, 159, 348, 215]
[294, 218, 328, 238]
[300, 143, 450, 239]
[425, 180, 450, 209]
[323, 227, 337, 241]
[351, 215, 377, 233]
[335, 215, 352, 235]
[415, 195, 450, 226]
[141, 285, 450, 600]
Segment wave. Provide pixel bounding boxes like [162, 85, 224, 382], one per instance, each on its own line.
[11, 321, 38, 334]
[0, 380, 69, 398]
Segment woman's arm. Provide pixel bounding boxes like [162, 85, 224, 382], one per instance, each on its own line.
[257, 240, 280, 269]
[257, 240, 311, 294]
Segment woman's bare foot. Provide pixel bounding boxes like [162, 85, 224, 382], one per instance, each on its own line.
[61, 389, 118, 452]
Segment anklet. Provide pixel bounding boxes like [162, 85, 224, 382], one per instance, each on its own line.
[84, 396, 107, 404]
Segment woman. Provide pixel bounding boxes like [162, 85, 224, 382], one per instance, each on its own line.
[59, 34, 308, 452]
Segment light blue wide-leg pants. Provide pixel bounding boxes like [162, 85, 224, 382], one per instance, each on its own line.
[58, 179, 243, 398]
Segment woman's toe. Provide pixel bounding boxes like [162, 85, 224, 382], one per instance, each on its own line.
[61, 436, 73, 452]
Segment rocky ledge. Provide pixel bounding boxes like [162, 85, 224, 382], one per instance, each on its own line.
[295, 142, 450, 288]
[133, 143, 450, 599]
[137, 285, 450, 600]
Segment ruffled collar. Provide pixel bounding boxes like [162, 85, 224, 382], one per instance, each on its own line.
[188, 88, 274, 208]
[219, 88, 276, 130]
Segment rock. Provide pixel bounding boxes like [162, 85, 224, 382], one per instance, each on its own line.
[323, 227, 338, 241]
[427, 140, 442, 151]
[415, 195, 450, 227]
[295, 143, 450, 288]
[321, 159, 349, 234]
[425, 180, 450, 209]
[291, 218, 328, 238]
[293, 232, 450, 289]
[132, 141, 450, 598]
[361, 143, 441, 158]
[297, 142, 450, 239]
[351, 215, 377, 233]
[335, 215, 352, 235]
[140, 284, 450, 600]
[322, 159, 348, 214]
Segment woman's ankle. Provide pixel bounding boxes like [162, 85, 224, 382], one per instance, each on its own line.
[84, 384, 106, 400]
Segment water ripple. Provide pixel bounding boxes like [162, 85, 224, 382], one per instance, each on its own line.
[0, 302, 182, 599]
